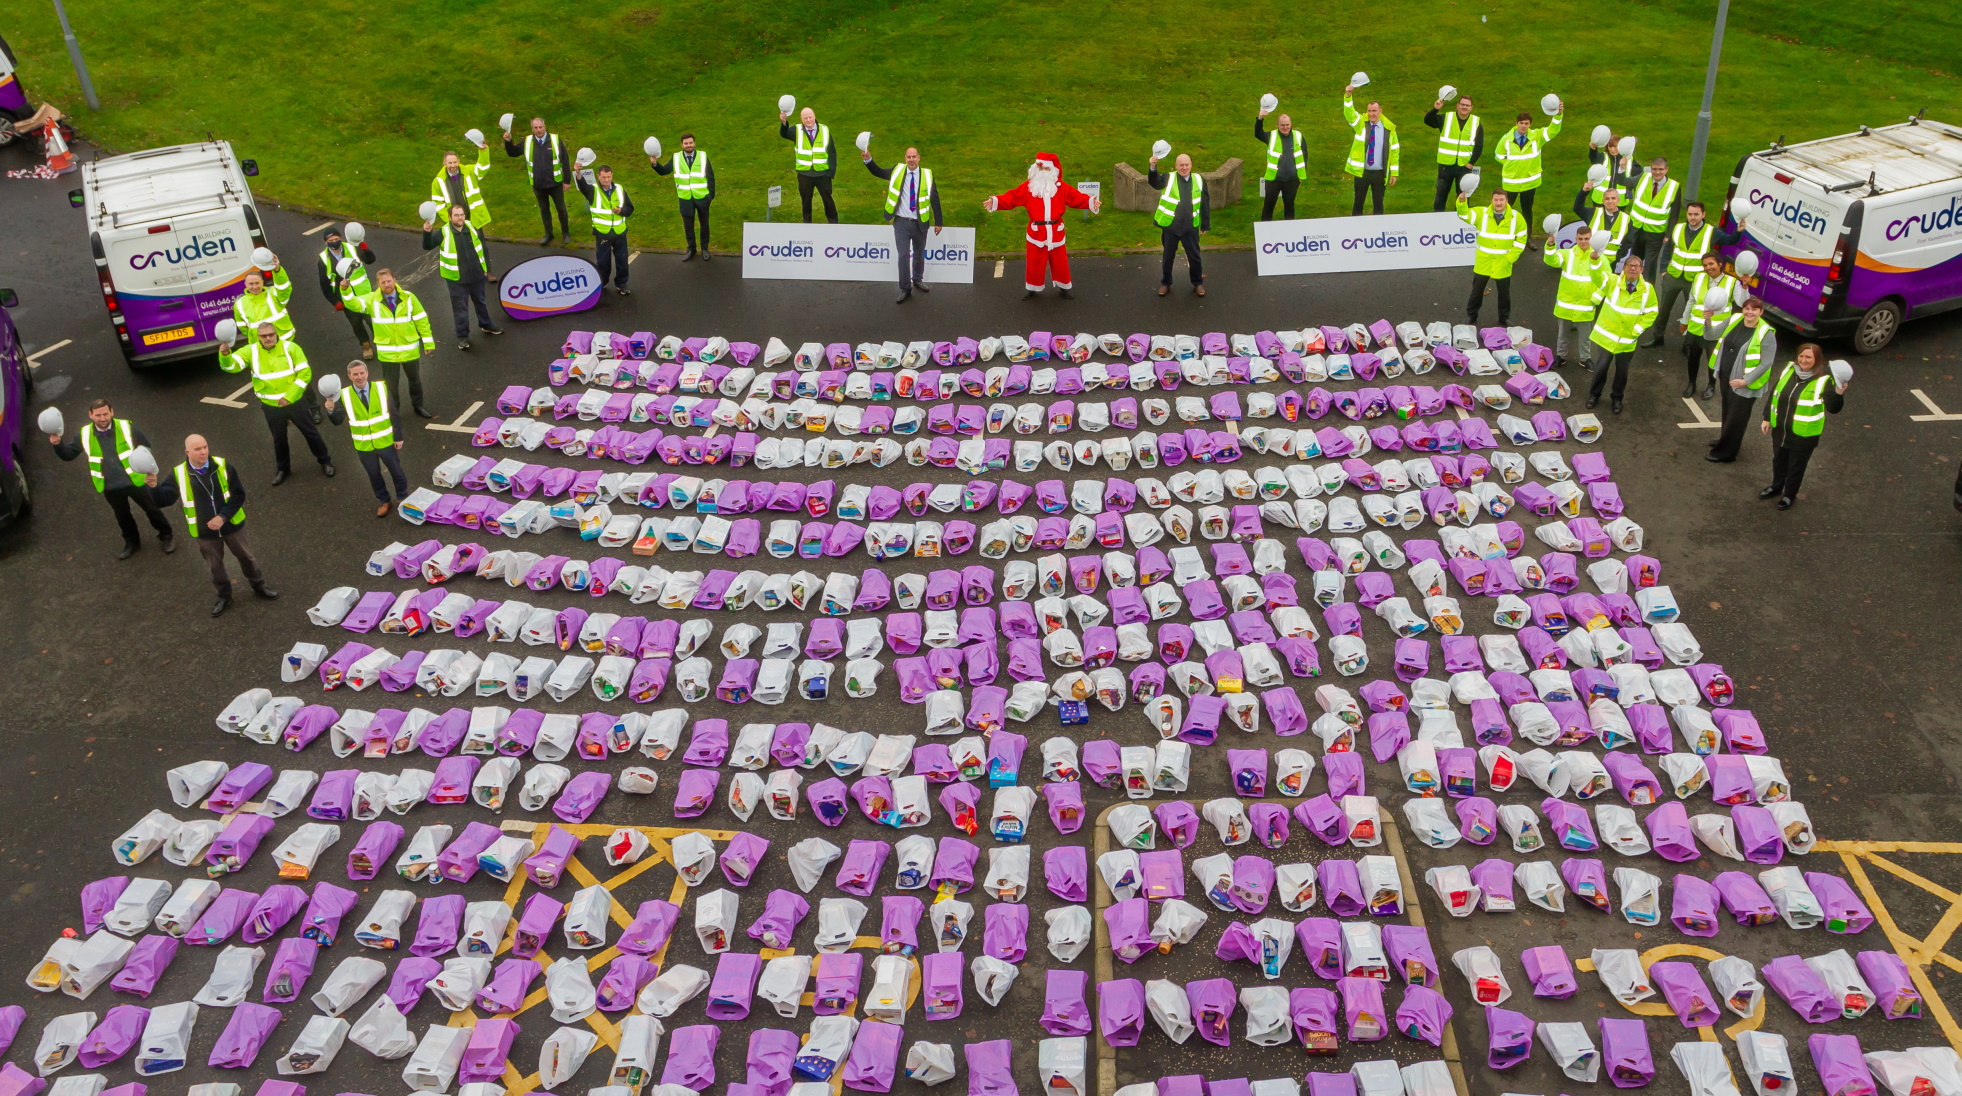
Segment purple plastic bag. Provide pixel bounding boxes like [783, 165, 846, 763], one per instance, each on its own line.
[1856, 950, 1923, 1019]
[1382, 924, 1436, 986]
[1808, 1034, 1876, 1096]
[662, 1025, 720, 1091]
[746, 890, 809, 950]
[1805, 872, 1875, 934]
[80, 877, 129, 936]
[77, 1003, 148, 1068]
[385, 956, 442, 1015]
[1187, 977, 1237, 1046]
[1098, 978, 1145, 1045]
[1043, 846, 1089, 902]
[814, 953, 863, 1014]
[410, 892, 465, 956]
[260, 936, 318, 1003]
[1041, 969, 1092, 1036]
[841, 1018, 901, 1093]
[1671, 875, 1723, 938]
[206, 1001, 281, 1069]
[964, 1040, 1017, 1096]
[302, 881, 359, 946]
[984, 902, 1029, 962]
[707, 951, 763, 1020]
[1598, 1016, 1654, 1088]
[1521, 945, 1577, 998]
[477, 957, 542, 1014]
[921, 951, 964, 1020]
[1339, 976, 1388, 1041]
[109, 936, 178, 997]
[1486, 1005, 1535, 1069]
[1650, 960, 1722, 1027]
[1763, 955, 1839, 1023]
[748, 1027, 800, 1096]
[1395, 984, 1452, 1046]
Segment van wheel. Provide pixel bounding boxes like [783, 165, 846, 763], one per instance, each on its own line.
[1852, 299, 1902, 355]
[9, 448, 29, 519]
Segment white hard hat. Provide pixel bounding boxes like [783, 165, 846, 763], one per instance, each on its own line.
[1703, 288, 1729, 312]
[1729, 196, 1751, 221]
[344, 222, 366, 244]
[575, 146, 596, 167]
[778, 94, 796, 115]
[1617, 136, 1637, 158]
[855, 131, 872, 153]
[418, 200, 441, 223]
[1259, 93, 1279, 113]
[1350, 71, 1370, 87]
[498, 112, 515, 132]
[1590, 124, 1611, 147]
[127, 446, 158, 477]
[1437, 85, 1457, 103]
[1829, 359, 1853, 386]
[1734, 251, 1760, 278]
[643, 136, 663, 158]
[318, 373, 344, 401]
[1540, 93, 1562, 115]
[1589, 234, 1608, 256]
[335, 256, 358, 279]
[464, 127, 486, 148]
[1151, 140, 1172, 160]
[1542, 214, 1562, 235]
[1586, 163, 1609, 185]
[36, 407, 63, 436]
[1459, 170, 1480, 195]
[251, 247, 276, 271]
[215, 319, 239, 346]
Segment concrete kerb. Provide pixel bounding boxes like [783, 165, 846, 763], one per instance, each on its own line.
[1090, 801, 1470, 1096]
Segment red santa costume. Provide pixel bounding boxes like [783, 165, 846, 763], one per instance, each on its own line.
[986, 152, 1098, 296]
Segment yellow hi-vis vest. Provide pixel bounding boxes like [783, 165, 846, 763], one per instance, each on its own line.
[1457, 196, 1526, 277]
[222, 338, 311, 405]
[344, 289, 434, 363]
[436, 224, 488, 282]
[1435, 112, 1481, 166]
[524, 133, 567, 178]
[1766, 365, 1833, 437]
[174, 457, 242, 536]
[1154, 173, 1205, 227]
[430, 145, 492, 228]
[231, 265, 293, 338]
[1589, 206, 1632, 251]
[1545, 246, 1605, 322]
[320, 241, 371, 297]
[671, 151, 710, 199]
[884, 167, 934, 217]
[588, 183, 628, 234]
[343, 380, 394, 451]
[1494, 117, 1562, 190]
[1718, 314, 1775, 390]
[1630, 174, 1681, 231]
[1341, 94, 1400, 177]
[1667, 221, 1714, 279]
[1687, 271, 1739, 337]
[80, 418, 138, 493]
[795, 125, 831, 172]
[1264, 130, 1308, 180]
[1590, 276, 1659, 353]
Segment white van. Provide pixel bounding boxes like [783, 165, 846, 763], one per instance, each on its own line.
[68, 140, 266, 367]
[1720, 116, 1962, 354]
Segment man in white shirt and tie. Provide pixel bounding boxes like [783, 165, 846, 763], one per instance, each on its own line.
[863, 145, 944, 304]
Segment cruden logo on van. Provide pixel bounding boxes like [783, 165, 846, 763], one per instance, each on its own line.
[128, 233, 238, 270]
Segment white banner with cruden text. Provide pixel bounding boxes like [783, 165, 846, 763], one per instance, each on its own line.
[742, 222, 977, 283]
[1253, 211, 1478, 276]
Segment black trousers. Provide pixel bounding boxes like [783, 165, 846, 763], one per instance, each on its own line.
[1160, 226, 1203, 286]
[595, 232, 630, 287]
[534, 184, 570, 238]
[446, 279, 495, 338]
[1710, 388, 1757, 461]
[1466, 273, 1512, 326]
[261, 401, 332, 474]
[104, 483, 172, 546]
[1433, 165, 1471, 212]
[798, 174, 838, 223]
[1504, 186, 1537, 229]
[1260, 177, 1300, 221]
[358, 447, 410, 502]
[374, 358, 426, 411]
[197, 526, 265, 599]
[1635, 229, 1668, 282]
[1588, 345, 1635, 401]
[340, 307, 372, 346]
[679, 198, 711, 252]
[1683, 333, 1714, 388]
[892, 217, 929, 293]
[1351, 169, 1386, 215]
[1652, 273, 1692, 344]
[1769, 438, 1817, 500]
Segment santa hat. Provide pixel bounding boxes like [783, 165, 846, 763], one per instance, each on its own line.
[1033, 153, 1061, 171]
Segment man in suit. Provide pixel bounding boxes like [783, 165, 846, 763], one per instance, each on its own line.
[1341, 83, 1399, 215]
[863, 144, 944, 303]
[779, 107, 840, 223]
[1148, 152, 1210, 297]
[502, 116, 574, 245]
[148, 434, 279, 617]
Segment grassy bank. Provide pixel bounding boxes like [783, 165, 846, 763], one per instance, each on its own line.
[8, 0, 1957, 252]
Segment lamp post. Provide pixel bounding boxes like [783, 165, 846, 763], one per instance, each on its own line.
[1685, 0, 1730, 201]
[51, 0, 99, 111]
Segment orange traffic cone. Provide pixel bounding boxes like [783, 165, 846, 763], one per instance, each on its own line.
[43, 119, 74, 175]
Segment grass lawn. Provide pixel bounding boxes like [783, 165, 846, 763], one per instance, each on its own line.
[8, 0, 1958, 254]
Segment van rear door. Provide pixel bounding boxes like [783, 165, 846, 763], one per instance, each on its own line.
[1732, 159, 1850, 327]
[105, 207, 251, 358]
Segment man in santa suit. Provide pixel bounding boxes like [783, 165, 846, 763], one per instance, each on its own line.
[983, 152, 1099, 298]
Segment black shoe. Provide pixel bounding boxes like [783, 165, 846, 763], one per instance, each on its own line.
[322, 462, 336, 478]
[1021, 290, 1037, 300]
[413, 404, 435, 419]
[1611, 399, 1624, 414]
[308, 408, 322, 425]
[482, 326, 505, 336]
[211, 597, 230, 618]
[681, 251, 696, 262]
[1758, 486, 1781, 500]
[540, 235, 553, 247]
[1777, 496, 1795, 510]
[118, 543, 136, 560]
[616, 287, 631, 296]
[895, 291, 911, 304]
[701, 251, 712, 262]
[1682, 383, 1697, 397]
[1705, 454, 1733, 463]
[914, 282, 930, 294]
[1585, 396, 1600, 409]
[271, 469, 289, 486]
[254, 587, 280, 600]
[1701, 384, 1716, 400]
[457, 340, 472, 351]
[1059, 287, 1074, 299]
[161, 537, 176, 555]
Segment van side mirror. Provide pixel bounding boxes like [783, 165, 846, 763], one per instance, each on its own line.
[0, 289, 17, 309]
[68, 189, 83, 207]
[240, 159, 259, 177]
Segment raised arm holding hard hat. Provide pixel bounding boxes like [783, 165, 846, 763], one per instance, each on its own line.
[575, 159, 635, 296]
[48, 397, 175, 558]
[220, 321, 336, 485]
[651, 133, 716, 261]
[432, 141, 494, 229]
[863, 140, 945, 304]
[325, 360, 409, 517]
[148, 433, 277, 617]
[422, 204, 503, 350]
[1493, 99, 1562, 247]
[1148, 151, 1209, 297]
[1254, 95, 1308, 221]
[1587, 187, 1636, 269]
[341, 267, 436, 418]
[1341, 78, 1399, 216]
[779, 103, 840, 224]
[316, 222, 378, 359]
[1423, 87, 1482, 212]
[503, 115, 574, 245]
[1759, 343, 1849, 510]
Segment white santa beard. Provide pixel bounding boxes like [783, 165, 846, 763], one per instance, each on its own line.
[1028, 163, 1059, 200]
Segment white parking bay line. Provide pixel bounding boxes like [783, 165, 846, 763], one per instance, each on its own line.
[426, 400, 484, 433]
[1909, 389, 1962, 422]
[303, 221, 337, 236]
[26, 339, 71, 364]
[1676, 397, 1721, 429]
[199, 383, 255, 409]
[994, 260, 1004, 279]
